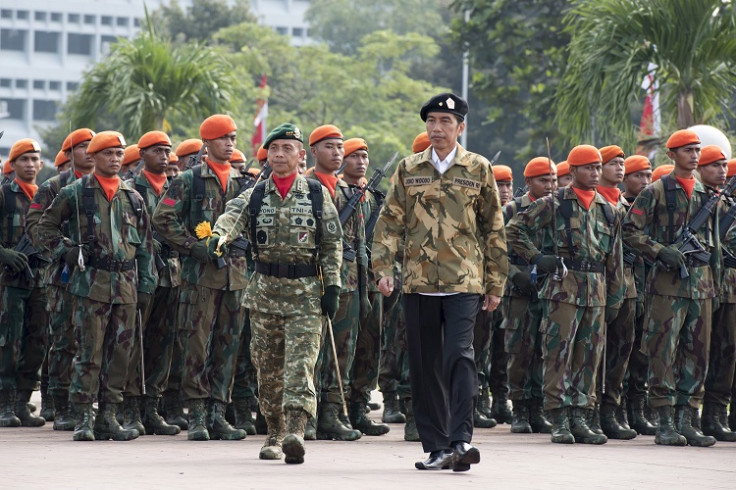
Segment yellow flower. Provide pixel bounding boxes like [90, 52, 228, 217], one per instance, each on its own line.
[194, 221, 213, 239]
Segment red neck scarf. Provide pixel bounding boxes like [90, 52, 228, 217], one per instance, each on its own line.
[143, 170, 167, 197]
[15, 179, 38, 201]
[597, 185, 621, 204]
[95, 173, 120, 202]
[676, 176, 696, 199]
[314, 171, 338, 198]
[206, 159, 231, 193]
[571, 186, 596, 210]
[73, 169, 83, 179]
[272, 172, 298, 199]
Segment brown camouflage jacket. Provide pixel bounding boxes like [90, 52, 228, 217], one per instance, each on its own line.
[0, 181, 43, 288]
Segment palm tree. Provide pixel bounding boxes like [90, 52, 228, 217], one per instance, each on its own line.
[69, 21, 238, 140]
[554, 0, 736, 143]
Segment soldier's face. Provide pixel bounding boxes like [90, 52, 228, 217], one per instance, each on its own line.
[497, 181, 512, 205]
[140, 144, 171, 174]
[205, 132, 236, 163]
[230, 160, 246, 172]
[668, 144, 701, 174]
[571, 163, 601, 190]
[297, 158, 307, 176]
[698, 159, 727, 188]
[602, 157, 625, 185]
[623, 169, 652, 196]
[343, 150, 369, 181]
[165, 164, 180, 180]
[425, 112, 465, 154]
[557, 174, 573, 187]
[311, 139, 344, 173]
[57, 161, 72, 173]
[93, 147, 125, 178]
[268, 139, 305, 177]
[67, 140, 94, 172]
[11, 152, 41, 183]
[527, 174, 556, 200]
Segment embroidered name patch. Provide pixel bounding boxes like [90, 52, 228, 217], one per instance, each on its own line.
[453, 177, 481, 189]
[404, 177, 433, 186]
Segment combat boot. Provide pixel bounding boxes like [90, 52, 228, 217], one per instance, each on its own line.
[162, 392, 188, 430]
[705, 403, 736, 441]
[474, 400, 497, 429]
[15, 390, 45, 427]
[260, 416, 285, 460]
[304, 414, 317, 440]
[232, 397, 257, 435]
[0, 390, 21, 427]
[548, 407, 574, 444]
[617, 403, 631, 430]
[350, 401, 390, 436]
[94, 402, 139, 441]
[40, 388, 54, 422]
[186, 399, 210, 441]
[52, 393, 77, 431]
[587, 403, 603, 435]
[317, 402, 361, 441]
[628, 397, 657, 435]
[529, 398, 553, 434]
[403, 400, 420, 442]
[510, 400, 532, 434]
[570, 408, 607, 444]
[142, 396, 180, 435]
[122, 396, 146, 435]
[283, 409, 308, 464]
[208, 399, 246, 440]
[654, 406, 686, 446]
[490, 393, 513, 424]
[255, 405, 268, 435]
[72, 403, 95, 441]
[381, 392, 406, 423]
[675, 405, 715, 447]
[600, 403, 636, 440]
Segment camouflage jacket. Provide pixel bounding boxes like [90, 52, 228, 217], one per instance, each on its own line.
[0, 181, 43, 289]
[718, 198, 736, 303]
[36, 175, 156, 304]
[152, 163, 248, 290]
[372, 145, 508, 296]
[363, 190, 380, 293]
[612, 195, 637, 301]
[212, 174, 342, 316]
[126, 172, 181, 288]
[506, 187, 624, 308]
[622, 172, 720, 299]
[334, 179, 368, 293]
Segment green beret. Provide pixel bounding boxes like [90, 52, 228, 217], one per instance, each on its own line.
[264, 123, 303, 149]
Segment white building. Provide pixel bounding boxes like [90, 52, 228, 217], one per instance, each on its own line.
[0, 0, 310, 158]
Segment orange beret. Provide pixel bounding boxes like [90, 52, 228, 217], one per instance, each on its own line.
[122, 144, 140, 166]
[492, 165, 513, 182]
[412, 132, 431, 153]
[256, 145, 267, 161]
[568, 145, 602, 166]
[728, 159, 736, 178]
[344, 138, 368, 157]
[624, 155, 652, 175]
[88, 131, 126, 154]
[556, 161, 570, 177]
[230, 149, 246, 163]
[169, 153, 179, 164]
[652, 164, 674, 182]
[8, 138, 42, 163]
[666, 129, 700, 150]
[3, 162, 11, 175]
[247, 167, 260, 177]
[54, 150, 71, 168]
[524, 157, 556, 178]
[138, 131, 172, 149]
[175, 139, 204, 158]
[698, 144, 726, 166]
[62, 128, 96, 152]
[309, 124, 343, 146]
[599, 145, 625, 163]
[305, 166, 315, 177]
[200, 114, 236, 140]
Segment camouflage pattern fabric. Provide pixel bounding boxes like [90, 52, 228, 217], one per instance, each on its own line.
[231, 308, 257, 400]
[487, 307, 509, 399]
[599, 297, 636, 406]
[378, 289, 411, 400]
[504, 295, 544, 401]
[318, 290, 359, 404]
[46, 285, 76, 396]
[350, 290, 383, 404]
[704, 301, 736, 407]
[0, 286, 47, 391]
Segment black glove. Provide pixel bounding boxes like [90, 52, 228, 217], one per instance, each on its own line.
[0, 248, 29, 274]
[63, 246, 87, 270]
[321, 285, 341, 319]
[535, 255, 558, 274]
[511, 271, 536, 296]
[657, 245, 686, 270]
[137, 292, 151, 313]
[207, 234, 224, 259]
[190, 240, 210, 263]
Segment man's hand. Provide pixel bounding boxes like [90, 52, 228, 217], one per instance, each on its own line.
[378, 276, 394, 297]
[482, 294, 501, 311]
[657, 245, 686, 270]
[190, 240, 210, 263]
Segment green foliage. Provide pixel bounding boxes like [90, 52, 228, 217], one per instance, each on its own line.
[151, 0, 255, 44]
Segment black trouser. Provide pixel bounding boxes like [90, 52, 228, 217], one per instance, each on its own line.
[404, 293, 480, 453]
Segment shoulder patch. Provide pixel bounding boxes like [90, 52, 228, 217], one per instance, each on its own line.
[30, 202, 42, 210]
[453, 177, 481, 190]
[404, 176, 433, 186]
[326, 221, 337, 234]
[631, 208, 643, 216]
[162, 197, 176, 206]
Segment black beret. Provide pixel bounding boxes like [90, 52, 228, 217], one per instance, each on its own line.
[420, 93, 469, 122]
[264, 123, 303, 148]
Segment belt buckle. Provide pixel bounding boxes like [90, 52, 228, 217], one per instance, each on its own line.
[278, 263, 289, 278]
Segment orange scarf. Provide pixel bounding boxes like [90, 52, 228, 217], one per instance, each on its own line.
[314, 171, 338, 198]
[676, 176, 696, 199]
[272, 172, 297, 199]
[206, 159, 231, 193]
[143, 170, 167, 197]
[571, 187, 596, 210]
[596, 185, 621, 204]
[74, 169, 83, 179]
[15, 179, 38, 201]
[95, 173, 120, 202]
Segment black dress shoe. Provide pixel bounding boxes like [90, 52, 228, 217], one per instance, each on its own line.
[450, 441, 480, 472]
[415, 449, 453, 470]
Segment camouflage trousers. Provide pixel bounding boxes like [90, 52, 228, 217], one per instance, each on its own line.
[0, 286, 47, 391]
[251, 310, 322, 419]
[623, 303, 649, 402]
[232, 308, 257, 400]
[350, 290, 383, 404]
[598, 297, 636, 407]
[47, 285, 77, 396]
[125, 286, 180, 398]
[69, 296, 135, 404]
[477, 303, 508, 398]
[178, 282, 246, 403]
[704, 302, 736, 407]
[504, 295, 544, 401]
[643, 294, 712, 409]
[540, 301, 604, 411]
[163, 322, 187, 398]
[378, 290, 411, 400]
[318, 290, 360, 405]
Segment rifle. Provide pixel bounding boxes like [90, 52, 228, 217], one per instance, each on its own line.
[673, 174, 736, 278]
[12, 234, 50, 281]
[513, 185, 528, 199]
[187, 144, 206, 170]
[151, 231, 169, 272]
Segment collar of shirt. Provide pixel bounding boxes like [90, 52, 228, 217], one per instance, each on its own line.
[430, 146, 458, 175]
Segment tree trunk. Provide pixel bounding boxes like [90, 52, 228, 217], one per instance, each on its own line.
[677, 90, 695, 128]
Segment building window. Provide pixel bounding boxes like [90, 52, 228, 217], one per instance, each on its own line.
[84, 14, 95, 25]
[35, 11, 47, 21]
[2, 98, 26, 120]
[68, 13, 80, 23]
[0, 10, 12, 19]
[276, 26, 288, 35]
[51, 12, 62, 22]
[1, 29, 27, 51]
[293, 27, 304, 37]
[34, 31, 59, 53]
[16, 10, 29, 20]
[15, 79, 27, 89]
[134, 18, 140, 27]
[0, 79, 10, 88]
[101, 16, 113, 26]
[33, 80, 45, 90]
[49, 81, 61, 91]
[67, 33, 92, 55]
[116, 17, 129, 27]
[100, 35, 117, 55]
[33, 99, 57, 121]
[66, 81, 79, 91]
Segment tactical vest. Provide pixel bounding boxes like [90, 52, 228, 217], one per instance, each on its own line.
[189, 164, 249, 226]
[1, 183, 27, 246]
[558, 188, 615, 261]
[660, 175, 709, 245]
[80, 174, 144, 246]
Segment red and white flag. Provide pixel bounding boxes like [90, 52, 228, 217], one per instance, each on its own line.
[251, 74, 268, 157]
[640, 63, 660, 137]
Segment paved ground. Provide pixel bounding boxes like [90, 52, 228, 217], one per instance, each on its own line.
[2, 393, 735, 489]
